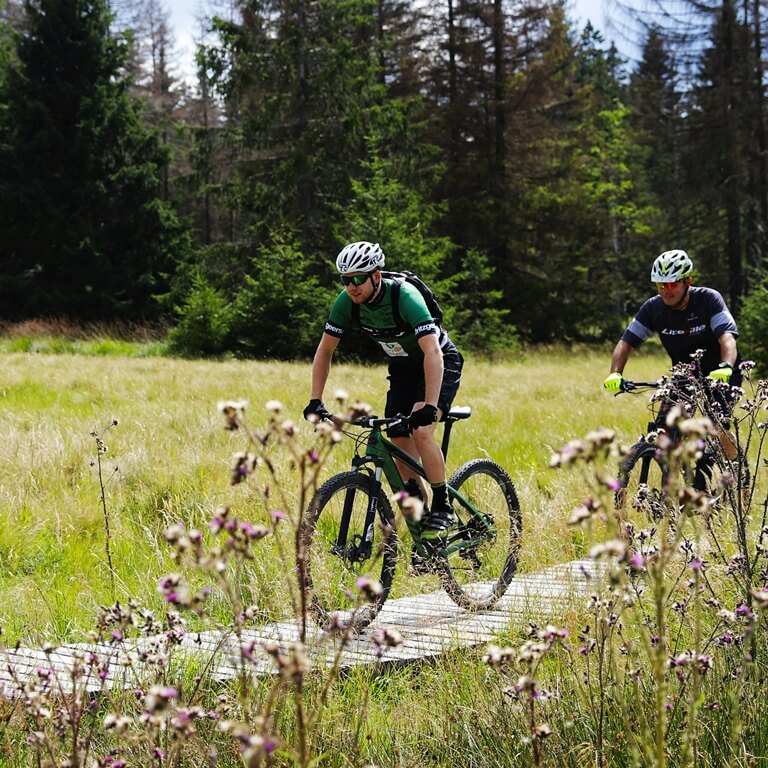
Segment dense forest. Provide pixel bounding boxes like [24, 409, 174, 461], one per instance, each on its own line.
[1, 0, 767, 364]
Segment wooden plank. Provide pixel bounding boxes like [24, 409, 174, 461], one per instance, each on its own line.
[0, 559, 607, 692]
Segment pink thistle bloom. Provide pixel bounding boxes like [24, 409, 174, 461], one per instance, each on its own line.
[209, 516, 224, 534]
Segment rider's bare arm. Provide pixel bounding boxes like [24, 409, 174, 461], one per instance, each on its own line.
[609, 339, 634, 375]
[717, 332, 738, 367]
[310, 332, 340, 400]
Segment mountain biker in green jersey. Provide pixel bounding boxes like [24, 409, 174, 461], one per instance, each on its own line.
[303, 241, 464, 540]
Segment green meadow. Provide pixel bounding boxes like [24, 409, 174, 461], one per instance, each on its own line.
[2, 342, 767, 767]
[0, 345, 662, 643]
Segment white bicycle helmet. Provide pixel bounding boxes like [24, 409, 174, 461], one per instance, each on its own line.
[650, 249, 693, 282]
[335, 241, 385, 274]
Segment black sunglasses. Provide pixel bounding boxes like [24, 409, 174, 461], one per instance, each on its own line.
[340, 274, 371, 287]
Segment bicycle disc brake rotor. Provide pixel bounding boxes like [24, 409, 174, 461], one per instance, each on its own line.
[337, 533, 370, 569]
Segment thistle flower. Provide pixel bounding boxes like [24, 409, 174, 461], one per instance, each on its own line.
[229, 451, 259, 485]
[515, 675, 537, 693]
[218, 399, 248, 430]
[372, 627, 403, 650]
[144, 686, 178, 714]
[356, 576, 383, 600]
[394, 491, 424, 522]
[588, 539, 627, 561]
[750, 588, 768, 610]
[103, 713, 132, 733]
[568, 504, 593, 526]
[483, 644, 515, 668]
[347, 400, 374, 420]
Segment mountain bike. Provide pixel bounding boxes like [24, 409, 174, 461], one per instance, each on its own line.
[298, 407, 522, 630]
[614, 377, 749, 520]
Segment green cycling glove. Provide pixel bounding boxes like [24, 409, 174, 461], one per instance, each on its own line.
[603, 372, 623, 393]
[708, 363, 733, 383]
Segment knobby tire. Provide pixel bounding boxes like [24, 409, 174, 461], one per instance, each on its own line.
[299, 471, 397, 631]
[616, 442, 669, 521]
[438, 459, 522, 611]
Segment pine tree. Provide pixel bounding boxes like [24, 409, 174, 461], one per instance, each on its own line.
[0, 0, 189, 320]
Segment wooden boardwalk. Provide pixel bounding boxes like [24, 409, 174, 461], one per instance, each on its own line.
[0, 559, 602, 696]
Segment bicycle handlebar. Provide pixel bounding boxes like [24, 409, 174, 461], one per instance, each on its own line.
[323, 405, 472, 429]
[324, 413, 409, 429]
[618, 379, 660, 394]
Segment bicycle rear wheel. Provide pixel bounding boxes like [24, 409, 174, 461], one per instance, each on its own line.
[438, 459, 522, 611]
[299, 471, 397, 631]
[616, 443, 669, 521]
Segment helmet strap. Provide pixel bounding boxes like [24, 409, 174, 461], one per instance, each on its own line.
[365, 273, 383, 304]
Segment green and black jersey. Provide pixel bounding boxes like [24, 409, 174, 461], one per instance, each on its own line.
[324, 279, 444, 359]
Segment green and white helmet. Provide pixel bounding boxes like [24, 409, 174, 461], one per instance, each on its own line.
[336, 241, 385, 274]
[651, 249, 693, 282]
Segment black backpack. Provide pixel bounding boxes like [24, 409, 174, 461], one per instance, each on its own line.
[351, 270, 444, 331]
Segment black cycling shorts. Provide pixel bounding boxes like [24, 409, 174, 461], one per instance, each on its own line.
[384, 339, 464, 438]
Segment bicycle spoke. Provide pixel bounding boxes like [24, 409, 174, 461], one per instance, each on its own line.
[439, 459, 521, 610]
[299, 472, 397, 631]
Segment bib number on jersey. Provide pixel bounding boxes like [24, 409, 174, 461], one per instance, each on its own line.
[378, 340, 409, 357]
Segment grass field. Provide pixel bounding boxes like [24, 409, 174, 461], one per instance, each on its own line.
[0, 345, 666, 644]
[2, 342, 767, 767]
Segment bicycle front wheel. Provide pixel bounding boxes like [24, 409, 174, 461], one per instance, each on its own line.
[299, 471, 397, 631]
[438, 459, 522, 611]
[616, 443, 668, 521]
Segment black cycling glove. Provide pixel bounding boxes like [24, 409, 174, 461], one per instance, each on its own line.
[409, 404, 438, 431]
[303, 399, 331, 422]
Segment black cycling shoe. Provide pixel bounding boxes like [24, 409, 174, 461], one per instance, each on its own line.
[420, 504, 455, 540]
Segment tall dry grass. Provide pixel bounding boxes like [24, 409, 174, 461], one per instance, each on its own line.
[0, 346, 667, 643]
[1, 344, 768, 766]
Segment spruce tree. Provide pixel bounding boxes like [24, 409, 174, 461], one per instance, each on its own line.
[0, 0, 189, 320]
